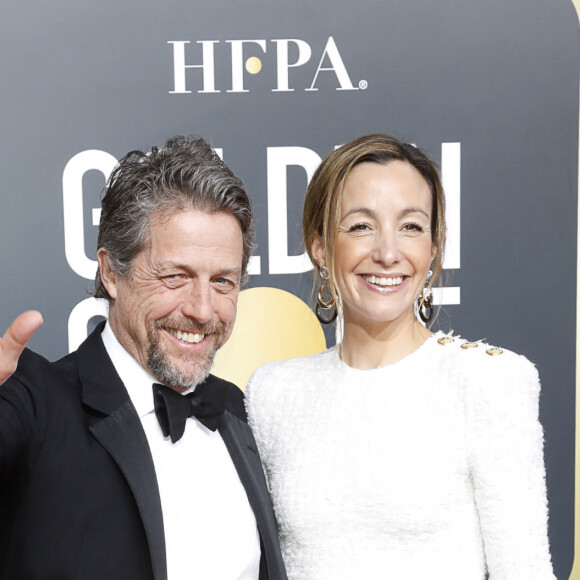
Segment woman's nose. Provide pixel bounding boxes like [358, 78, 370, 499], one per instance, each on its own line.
[372, 230, 400, 266]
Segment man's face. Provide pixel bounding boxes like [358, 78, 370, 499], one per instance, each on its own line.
[100, 208, 243, 391]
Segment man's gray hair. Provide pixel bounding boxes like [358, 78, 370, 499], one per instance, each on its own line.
[93, 135, 255, 300]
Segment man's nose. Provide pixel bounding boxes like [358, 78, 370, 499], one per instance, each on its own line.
[182, 281, 214, 324]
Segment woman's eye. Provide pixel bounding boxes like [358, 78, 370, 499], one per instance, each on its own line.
[402, 222, 424, 232]
[348, 223, 370, 232]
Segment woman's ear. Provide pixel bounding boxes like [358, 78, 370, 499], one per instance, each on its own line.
[311, 236, 326, 269]
[97, 248, 118, 300]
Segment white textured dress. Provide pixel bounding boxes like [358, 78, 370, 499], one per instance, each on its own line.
[245, 333, 556, 580]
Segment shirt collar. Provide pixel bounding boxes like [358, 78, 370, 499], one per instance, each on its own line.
[101, 322, 159, 418]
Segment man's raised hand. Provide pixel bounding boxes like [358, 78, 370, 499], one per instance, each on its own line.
[0, 311, 43, 385]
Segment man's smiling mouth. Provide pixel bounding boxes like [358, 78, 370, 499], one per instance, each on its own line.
[165, 328, 205, 344]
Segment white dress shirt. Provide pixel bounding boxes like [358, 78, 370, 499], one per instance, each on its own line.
[101, 323, 260, 580]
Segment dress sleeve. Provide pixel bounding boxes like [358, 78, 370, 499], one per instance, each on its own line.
[466, 350, 556, 579]
[245, 364, 284, 493]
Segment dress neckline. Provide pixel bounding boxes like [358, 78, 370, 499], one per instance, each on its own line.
[329, 330, 446, 374]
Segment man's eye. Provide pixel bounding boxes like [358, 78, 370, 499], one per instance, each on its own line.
[162, 274, 186, 285]
[215, 277, 240, 292]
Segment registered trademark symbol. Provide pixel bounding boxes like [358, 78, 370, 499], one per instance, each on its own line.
[359, 79, 368, 90]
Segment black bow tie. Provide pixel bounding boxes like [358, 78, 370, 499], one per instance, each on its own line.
[153, 379, 227, 443]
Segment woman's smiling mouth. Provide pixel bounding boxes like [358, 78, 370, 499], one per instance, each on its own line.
[361, 275, 404, 287]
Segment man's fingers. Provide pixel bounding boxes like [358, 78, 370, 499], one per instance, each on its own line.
[0, 311, 43, 382]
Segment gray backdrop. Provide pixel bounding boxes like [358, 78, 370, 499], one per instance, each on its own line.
[0, 0, 577, 577]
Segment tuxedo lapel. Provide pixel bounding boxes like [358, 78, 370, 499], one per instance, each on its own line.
[220, 411, 286, 580]
[78, 324, 167, 580]
[90, 403, 167, 580]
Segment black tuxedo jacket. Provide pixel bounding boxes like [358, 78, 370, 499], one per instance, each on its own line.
[0, 324, 287, 580]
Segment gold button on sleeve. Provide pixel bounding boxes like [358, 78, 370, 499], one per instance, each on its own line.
[486, 347, 503, 356]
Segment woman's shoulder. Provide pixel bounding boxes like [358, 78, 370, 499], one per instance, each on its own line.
[433, 330, 532, 359]
[248, 347, 337, 387]
[432, 331, 540, 400]
[245, 348, 337, 432]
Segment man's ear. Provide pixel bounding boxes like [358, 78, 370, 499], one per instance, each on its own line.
[97, 248, 118, 300]
[310, 236, 327, 270]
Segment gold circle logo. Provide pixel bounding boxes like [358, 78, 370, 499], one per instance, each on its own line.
[212, 287, 326, 389]
[245, 57, 262, 74]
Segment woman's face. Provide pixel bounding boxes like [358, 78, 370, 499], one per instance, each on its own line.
[319, 160, 436, 331]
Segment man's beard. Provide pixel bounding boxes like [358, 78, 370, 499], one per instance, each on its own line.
[147, 317, 227, 391]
